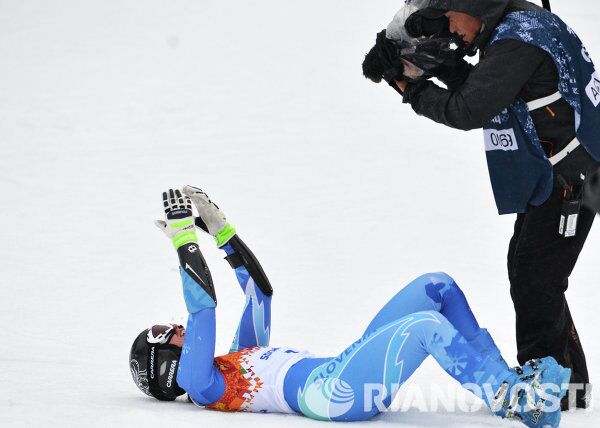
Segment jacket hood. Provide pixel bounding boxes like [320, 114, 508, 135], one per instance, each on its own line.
[418, 0, 544, 50]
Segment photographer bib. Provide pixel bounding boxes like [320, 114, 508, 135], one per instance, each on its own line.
[483, 11, 600, 214]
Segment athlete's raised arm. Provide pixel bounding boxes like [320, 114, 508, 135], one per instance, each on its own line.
[222, 236, 273, 352]
[154, 189, 224, 404]
[183, 185, 273, 352]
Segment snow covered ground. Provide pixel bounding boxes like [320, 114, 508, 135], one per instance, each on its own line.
[1, 1, 599, 426]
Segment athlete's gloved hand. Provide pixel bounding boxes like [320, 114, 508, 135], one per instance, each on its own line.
[182, 185, 236, 248]
[154, 189, 198, 249]
[362, 30, 405, 86]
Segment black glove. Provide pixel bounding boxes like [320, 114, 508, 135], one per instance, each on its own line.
[362, 30, 405, 85]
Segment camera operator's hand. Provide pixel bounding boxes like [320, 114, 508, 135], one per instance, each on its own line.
[362, 30, 405, 86]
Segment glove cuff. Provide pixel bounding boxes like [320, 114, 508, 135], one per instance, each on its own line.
[215, 223, 236, 248]
[170, 218, 198, 249]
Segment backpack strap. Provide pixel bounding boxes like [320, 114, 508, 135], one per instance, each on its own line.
[526, 91, 561, 111]
[549, 137, 581, 166]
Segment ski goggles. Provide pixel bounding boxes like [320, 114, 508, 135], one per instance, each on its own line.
[146, 324, 180, 344]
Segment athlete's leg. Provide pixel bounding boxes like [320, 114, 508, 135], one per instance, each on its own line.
[284, 310, 511, 421]
[363, 272, 506, 364]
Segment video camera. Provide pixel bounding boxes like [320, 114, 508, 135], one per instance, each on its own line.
[363, 3, 464, 85]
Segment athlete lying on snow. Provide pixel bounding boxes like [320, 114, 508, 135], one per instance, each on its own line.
[130, 186, 571, 427]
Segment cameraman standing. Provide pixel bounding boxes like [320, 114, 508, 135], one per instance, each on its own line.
[364, 0, 600, 409]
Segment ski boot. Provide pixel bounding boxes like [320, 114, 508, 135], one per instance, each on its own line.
[492, 357, 571, 428]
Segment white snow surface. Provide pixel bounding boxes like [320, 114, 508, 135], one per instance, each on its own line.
[1, 1, 599, 427]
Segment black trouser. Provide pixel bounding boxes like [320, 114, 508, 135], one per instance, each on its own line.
[507, 146, 598, 408]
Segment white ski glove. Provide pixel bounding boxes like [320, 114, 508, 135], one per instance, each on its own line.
[154, 189, 198, 249]
[182, 185, 236, 247]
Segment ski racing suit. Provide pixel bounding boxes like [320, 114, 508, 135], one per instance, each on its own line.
[175, 236, 513, 421]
